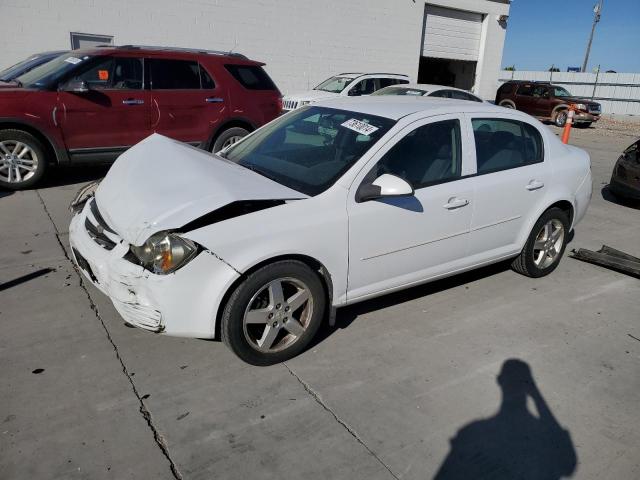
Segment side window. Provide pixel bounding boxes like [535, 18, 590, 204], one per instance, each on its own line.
[224, 64, 277, 90]
[450, 90, 481, 102]
[532, 86, 549, 98]
[378, 78, 396, 89]
[199, 64, 215, 89]
[472, 118, 544, 174]
[517, 84, 534, 96]
[429, 90, 451, 99]
[369, 119, 462, 189]
[499, 83, 513, 94]
[350, 78, 376, 96]
[149, 59, 200, 89]
[74, 57, 143, 90]
[398, 78, 410, 85]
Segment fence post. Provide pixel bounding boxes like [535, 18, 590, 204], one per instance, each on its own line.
[550, 65, 554, 83]
[592, 64, 600, 100]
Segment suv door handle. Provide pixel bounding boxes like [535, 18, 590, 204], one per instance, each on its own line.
[205, 97, 224, 103]
[443, 197, 469, 210]
[526, 180, 545, 191]
[122, 98, 144, 105]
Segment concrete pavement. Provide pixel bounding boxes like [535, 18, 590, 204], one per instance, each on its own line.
[1, 126, 639, 479]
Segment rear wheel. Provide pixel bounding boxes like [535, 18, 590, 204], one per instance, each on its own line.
[212, 127, 250, 153]
[0, 129, 48, 190]
[499, 101, 515, 109]
[221, 260, 326, 365]
[511, 207, 570, 278]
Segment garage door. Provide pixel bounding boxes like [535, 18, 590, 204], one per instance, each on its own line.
[422, 5, 483, 61]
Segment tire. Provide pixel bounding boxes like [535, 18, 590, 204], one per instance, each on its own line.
[511, 207, 570, 278]
[221, 260, 326, 365]
[499, 101, 515, 109]
[554, 110, 568, 127]
[211, 127, 250, 153]
[0, 129, 48, 190]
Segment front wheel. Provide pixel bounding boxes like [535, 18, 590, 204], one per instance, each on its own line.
[212, 127, 250, 153]
[554, 110, 568, 127]
[221, 260, 326, 365]
[511, 207, 570, 278]
[0, 129, 48, 190]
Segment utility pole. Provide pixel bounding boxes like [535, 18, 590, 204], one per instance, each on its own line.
[582, 0, 603, 72]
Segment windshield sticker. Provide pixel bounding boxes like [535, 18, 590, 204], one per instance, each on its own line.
[64, 57, 82, 65]
[341, 119, 379, 136]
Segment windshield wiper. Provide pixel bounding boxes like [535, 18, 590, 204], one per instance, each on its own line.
[240, 163, 280, 183]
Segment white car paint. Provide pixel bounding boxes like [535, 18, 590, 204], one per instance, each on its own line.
[282, 73, 409, 111]
[69, 97, 591, 341]
[372, 82, 485, 102]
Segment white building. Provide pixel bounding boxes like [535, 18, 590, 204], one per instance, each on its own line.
[0, 0, 510, 100]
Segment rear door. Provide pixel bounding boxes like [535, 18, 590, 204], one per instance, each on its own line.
[532, 85, 552, 117]
[467, 115, 550, 261]
[57, 55, 151, 151]
[148, 58, 224, 144]
[513, 83, 536, 113]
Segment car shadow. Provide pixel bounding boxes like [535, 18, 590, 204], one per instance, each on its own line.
[0, 189, 14, 199]
[311, 260, 514, 348]
[433, 359, 577, 479]
[38, 165, 110, 189]
[601, 185, 640, 210]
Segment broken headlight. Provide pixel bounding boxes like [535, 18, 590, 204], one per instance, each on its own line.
[130, 232, 198, 274]
[69, 179, 101, 214]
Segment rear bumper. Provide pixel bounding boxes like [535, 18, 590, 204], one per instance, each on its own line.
[69, 205, 240, 338]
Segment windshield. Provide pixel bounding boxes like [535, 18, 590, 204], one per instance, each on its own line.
[16, 54, 93, 89]
[314, 76, 354, 93]
[223, 106, 396, 196]
[553, 86, 572, 97]
[0, 56, 42, 82]
[372, 86, 426, 96]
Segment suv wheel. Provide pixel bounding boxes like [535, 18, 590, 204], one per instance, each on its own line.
[499, 101, 515, 109]
[221, 260, 326, 365]
[511, 207, 570, 278]
[554, 110, 568, 127]
[212, 127, 250, 153]
[0, 129, 48, 190]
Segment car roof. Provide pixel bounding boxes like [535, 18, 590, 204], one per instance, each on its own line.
[316, 96, 511, 121]
[336, 72, 409, 79]
[68, 45, 253, 62]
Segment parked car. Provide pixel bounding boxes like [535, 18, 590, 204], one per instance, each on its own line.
[372, 83, 483, 102]
[281, 73, 409, 111]
[0, 50, 67, 87]
[495, 80, 601, 128]
[0, 46, 281, 190]
[609, 138, 640, 201]
[69, 97, 592, 365]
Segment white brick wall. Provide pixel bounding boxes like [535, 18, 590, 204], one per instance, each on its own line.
[0, 0, 509, 99]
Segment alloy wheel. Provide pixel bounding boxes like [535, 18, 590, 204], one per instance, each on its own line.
[221, 135, 244, 149]
[0, 140, 38, 184]
[242, 277, 314, 352]
[532, 219, 565, 268]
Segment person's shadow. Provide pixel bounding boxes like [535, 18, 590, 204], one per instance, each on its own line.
[434, 359, 577, 479]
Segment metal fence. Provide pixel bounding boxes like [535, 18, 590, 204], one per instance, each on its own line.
[499, 70, 640, 115]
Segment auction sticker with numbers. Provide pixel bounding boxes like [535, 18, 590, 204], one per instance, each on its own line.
[64, 57, 82, 65]
[341, 119, 379, 136]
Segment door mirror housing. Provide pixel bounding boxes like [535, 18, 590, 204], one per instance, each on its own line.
[63, 79, 90, 93]
[356, 174, 414, 202]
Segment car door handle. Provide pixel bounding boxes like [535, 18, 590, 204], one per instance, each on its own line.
[122, 98, 144, 105]
[205, 97, 224, 103]
[526, 180, 545, 191]
[443, 197, 469, 210]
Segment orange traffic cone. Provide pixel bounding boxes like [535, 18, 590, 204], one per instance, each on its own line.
[561, 105, 576, 144]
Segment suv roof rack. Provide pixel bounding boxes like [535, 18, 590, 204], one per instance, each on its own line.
[338, 72, 409, 77]
[115, 45, 247, 59]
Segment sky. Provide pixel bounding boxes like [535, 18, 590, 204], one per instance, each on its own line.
[501, 0, 640, 72]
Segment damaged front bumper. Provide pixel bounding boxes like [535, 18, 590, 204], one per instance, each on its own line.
[69, 203, 240, 338]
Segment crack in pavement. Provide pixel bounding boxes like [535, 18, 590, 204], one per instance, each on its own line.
[36, 190, 183, 480]
[284, 363, 400, 480]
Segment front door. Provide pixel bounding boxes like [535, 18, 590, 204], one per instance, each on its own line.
[147, 58, 225, 144]
[57, 56, 150, 151]
[347, 115, 475, 301]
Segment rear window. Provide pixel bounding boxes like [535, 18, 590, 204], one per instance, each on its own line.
[225, 64, 277, 90]
[149, 59, 200, 89]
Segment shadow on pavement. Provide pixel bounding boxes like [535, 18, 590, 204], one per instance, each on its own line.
[38, 165, 110, 189]
[0, 189, 14, 199]
[601, 185, 640, 210]
[433, 359, 577, 480]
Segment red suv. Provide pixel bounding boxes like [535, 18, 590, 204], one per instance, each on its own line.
[0, 46, 282, 189]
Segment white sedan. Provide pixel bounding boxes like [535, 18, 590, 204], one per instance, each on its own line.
[69, 97, 592, 365]
[372, 83, 484, 103]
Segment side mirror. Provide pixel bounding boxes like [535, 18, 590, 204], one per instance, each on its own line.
[63, 79, 89, 93]
[356, 174, 414, 202]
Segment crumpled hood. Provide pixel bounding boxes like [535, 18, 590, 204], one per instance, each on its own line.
[283, 89, 341, 103]
[95, 134, 306, 245]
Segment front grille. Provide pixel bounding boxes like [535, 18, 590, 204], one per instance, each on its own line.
[85, 199, 120, 250]
[282, 99, 298, 110]
[588, 104, 601, 114]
